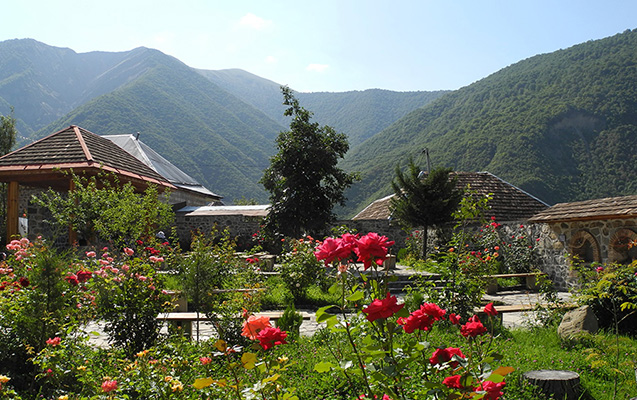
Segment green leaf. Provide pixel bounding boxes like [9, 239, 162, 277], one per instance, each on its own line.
[314, 361, 335, 373]
[346, 291, 364, 302]
[315, 305, 336, 323]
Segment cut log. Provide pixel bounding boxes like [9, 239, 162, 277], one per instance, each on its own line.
[522, 370, 580, 400]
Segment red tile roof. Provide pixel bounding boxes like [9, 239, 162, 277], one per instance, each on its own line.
[529, 194, 637, 223]
[0, 126, 174, 188]
[353, 171, 548, 222]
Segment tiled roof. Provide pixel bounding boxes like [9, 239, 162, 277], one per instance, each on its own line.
[0, 126, 173, 187]
[353, 171, 549, 222]
[529, 194, 637, 223]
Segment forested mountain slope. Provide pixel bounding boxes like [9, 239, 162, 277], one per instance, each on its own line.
[342, 29, 637, 216]
[199, 68, 448, 146]
[36, 50, 283, 203]
[0, 39, 135, 135]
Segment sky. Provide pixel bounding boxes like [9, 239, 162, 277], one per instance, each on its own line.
[2, 1, 636, 93]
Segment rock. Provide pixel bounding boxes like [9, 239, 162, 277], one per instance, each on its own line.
[558, 305, 598, 339]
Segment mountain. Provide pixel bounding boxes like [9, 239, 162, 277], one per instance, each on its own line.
[33, 47, 283, 203]
[198, 68, 448, 146]
[0, 39, 124, 135]
[1, 39, 443, 203]
[342, 29, 637, 216]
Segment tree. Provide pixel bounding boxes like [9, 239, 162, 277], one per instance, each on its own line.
[0, 109, 17, 236]
[33, 171, 174, 247]
[390, 158, 462, 258]
[260, 86, 357, 239]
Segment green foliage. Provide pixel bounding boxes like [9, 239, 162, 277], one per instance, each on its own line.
[32, 171, 174, 246]
[276, 304, 304, 339]
[574, 260, 637, 335]
[261, 86, 358, 238]
[390, 161, 462, 257]
[0, 108, 17, 235]
[90, 251, 172, 356]
[0, 107, 17, 155]
[343, 28, 637, 216]
[0, 238, 88, 393]
[277, 236, 325, 301]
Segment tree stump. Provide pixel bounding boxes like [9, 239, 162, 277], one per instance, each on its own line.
[522, 370, 580, 400]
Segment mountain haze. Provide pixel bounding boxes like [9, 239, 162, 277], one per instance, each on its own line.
[342, 29, 637, 215]
[34, 48, 283, 202]
[0, 39, 443, 203]
[199, 68, 448, 146]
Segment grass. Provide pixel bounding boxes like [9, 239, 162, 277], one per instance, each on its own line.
[261, 275, 340, 310]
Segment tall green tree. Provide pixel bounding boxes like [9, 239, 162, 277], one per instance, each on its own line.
[0, 109, 17, 237]
[260, 86, 357, 238]
[390, 159, 462, 258]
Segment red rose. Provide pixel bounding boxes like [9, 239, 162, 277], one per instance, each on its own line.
[354, 232, 394, 270]
[363, 293, 404, 322]
[256, 326, 288, 350]
[460, 318, 487, 338]
[442, 374, 463, 389]
[314, 235, 356, 265]
[429, 347, 465, 367]
[65, 274, 79, 286]
[449, 313, 461, 325]
[479, 380, 506, 400]
[398, 311, 432, 333]
[483, 303, 498, 316]
[76, 270, 92, 283]
[18, 276, 29, 287]
[420, 303, 446, 320]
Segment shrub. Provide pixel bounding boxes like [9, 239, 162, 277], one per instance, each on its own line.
[0, 237, 87, 392]
[278, 236, 324, 301]
[90, 248, 172, 356]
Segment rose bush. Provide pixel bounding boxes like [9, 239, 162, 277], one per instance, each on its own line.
[313, 232, 513, 399]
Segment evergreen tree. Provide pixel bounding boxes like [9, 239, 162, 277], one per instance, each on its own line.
[390, 159, 462, 258]
[260, 86, 357, 238]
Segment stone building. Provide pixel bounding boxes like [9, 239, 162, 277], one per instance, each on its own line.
[529, 195, 637, 289]
[0, 125, 221, 245]
[351, 171, 550, 249]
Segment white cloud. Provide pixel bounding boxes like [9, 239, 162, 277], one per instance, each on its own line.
[265, 55, 278, 64]
[306, 63, 330, 73]
[238, 13, 273, 30]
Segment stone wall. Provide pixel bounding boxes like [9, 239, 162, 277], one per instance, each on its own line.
[531, 217, 637, 290]
[175, 213, 263, 250]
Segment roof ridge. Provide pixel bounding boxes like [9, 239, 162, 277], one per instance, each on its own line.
[73, 126, 94, 163]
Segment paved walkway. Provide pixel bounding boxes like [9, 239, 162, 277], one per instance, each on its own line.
[86, 290, 572, 347]
[85, 263, 573, 346]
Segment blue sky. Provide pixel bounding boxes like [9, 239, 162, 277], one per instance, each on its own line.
[2, 0, 636, 93]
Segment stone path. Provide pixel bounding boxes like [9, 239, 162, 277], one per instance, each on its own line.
[85, 264, 573, 346]
[85, 290, 572, 347]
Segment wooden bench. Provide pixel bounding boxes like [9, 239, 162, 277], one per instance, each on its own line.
[483, 272, 546, 294]
[474, 302, 576, 320]
[165, 288, 266, 312]
[157, 311, 312, 340]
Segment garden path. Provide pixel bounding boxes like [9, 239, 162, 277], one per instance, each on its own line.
[84, 263, 572, 347]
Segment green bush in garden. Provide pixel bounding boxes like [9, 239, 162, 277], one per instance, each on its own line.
[89, 248, 172, 356]
[0, 237, 88, 393]
[277, 236, 325, 301]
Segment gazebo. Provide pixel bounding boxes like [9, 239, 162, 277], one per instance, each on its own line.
[0, 125, 175, 243]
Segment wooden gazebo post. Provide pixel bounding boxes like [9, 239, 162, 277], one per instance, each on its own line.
[6, 181, 19, 241]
